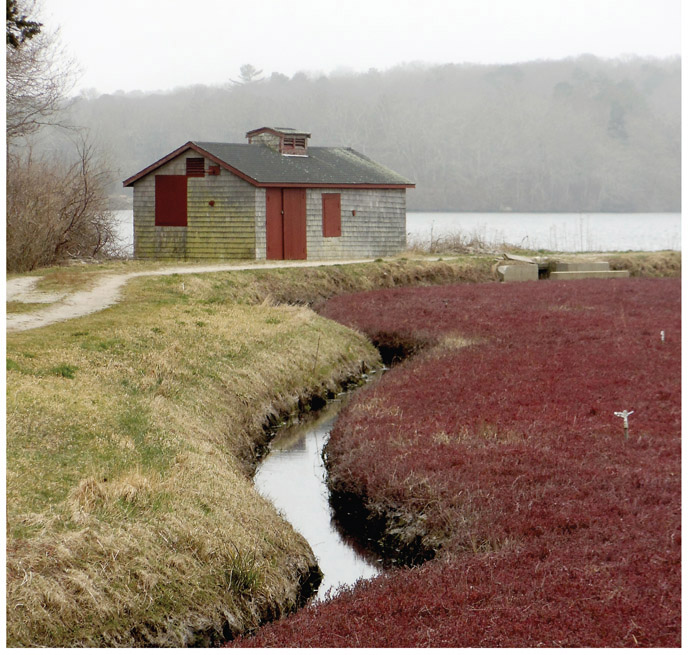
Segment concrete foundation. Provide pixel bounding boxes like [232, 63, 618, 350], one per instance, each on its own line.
[493, 254, 630, 283]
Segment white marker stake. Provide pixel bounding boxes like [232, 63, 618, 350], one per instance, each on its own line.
[614, 410, 634, 439]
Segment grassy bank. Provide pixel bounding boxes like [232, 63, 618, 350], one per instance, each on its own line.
[6, 256, 499, 647]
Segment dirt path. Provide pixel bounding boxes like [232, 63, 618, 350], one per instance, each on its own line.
[6, 259, 374, 332]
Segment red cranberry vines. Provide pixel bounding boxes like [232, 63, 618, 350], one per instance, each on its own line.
[232, 278, 680, 647]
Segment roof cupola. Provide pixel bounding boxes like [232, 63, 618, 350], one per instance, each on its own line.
[246, 126, 310, 156]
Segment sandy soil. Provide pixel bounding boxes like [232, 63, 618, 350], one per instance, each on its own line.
[6, 259, 373, 332]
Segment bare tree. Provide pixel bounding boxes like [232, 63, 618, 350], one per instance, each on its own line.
[6, 1, 122, 272]
[6, 3, 77, 142]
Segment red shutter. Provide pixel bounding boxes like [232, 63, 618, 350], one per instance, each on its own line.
[155, 175, 188, 226]
[322, 193, 341, 237]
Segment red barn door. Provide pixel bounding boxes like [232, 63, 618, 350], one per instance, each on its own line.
[266, 188, 284, 259]
[266, 188, 307, 260]
[283, 189, 307, 260]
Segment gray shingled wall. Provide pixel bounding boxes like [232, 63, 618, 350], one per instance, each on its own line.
[133, 155, 258, 260]
[304, 188, 406, 259]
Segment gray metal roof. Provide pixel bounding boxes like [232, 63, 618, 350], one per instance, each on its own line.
[193, 142, 414, 187]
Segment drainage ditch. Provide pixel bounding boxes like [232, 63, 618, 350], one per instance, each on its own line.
[254, 375, 385, 600]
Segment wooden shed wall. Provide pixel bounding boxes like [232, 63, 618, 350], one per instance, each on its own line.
[133, 155, 258, 260]
[304, 188, 406, 259]
[255, 190, 267, 260]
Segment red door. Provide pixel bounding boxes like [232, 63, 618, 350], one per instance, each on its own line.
[266, 188, 307, 260]
[266, 188, 283, 259]
[283, 188, 307, 260]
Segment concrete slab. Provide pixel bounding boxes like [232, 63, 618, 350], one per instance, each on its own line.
[502, 252, 537, 265]
[549, 270, 630, 280]
[552, 261, 610, 272]
[496, 264, 539, 282]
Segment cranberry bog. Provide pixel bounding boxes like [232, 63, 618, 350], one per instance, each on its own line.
[232, 277, 680, 647]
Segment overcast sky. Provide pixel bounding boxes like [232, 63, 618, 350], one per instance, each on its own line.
[44, 0, 681, 95]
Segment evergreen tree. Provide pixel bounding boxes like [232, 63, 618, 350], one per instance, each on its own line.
[6, 0, 41, 49]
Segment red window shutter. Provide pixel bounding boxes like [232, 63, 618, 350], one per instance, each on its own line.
[155, 175, 188, 226]
[322, 193, 341, 237]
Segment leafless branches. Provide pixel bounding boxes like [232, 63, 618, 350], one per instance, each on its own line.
[6, 2, 77, 144]
[7, 137, 120, 272]
[6, 1, 121, 272]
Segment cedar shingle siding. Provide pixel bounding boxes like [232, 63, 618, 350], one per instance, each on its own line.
[126, 128, 413, 261]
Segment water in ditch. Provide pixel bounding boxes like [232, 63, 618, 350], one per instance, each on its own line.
[254, 394, 382, 600]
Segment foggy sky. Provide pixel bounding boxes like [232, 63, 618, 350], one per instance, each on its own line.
[45, 0, 681, 95]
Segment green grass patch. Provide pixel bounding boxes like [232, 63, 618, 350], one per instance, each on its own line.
[49, 364, 78, 378]
[7, 357, 21, 372]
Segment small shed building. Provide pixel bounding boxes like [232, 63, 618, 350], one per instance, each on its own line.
[123, 127, 414, 260]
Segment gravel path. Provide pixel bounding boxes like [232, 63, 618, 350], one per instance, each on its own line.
[6, 259, 373, 332]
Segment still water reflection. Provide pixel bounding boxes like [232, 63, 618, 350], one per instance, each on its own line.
[254, 399, 381, 600]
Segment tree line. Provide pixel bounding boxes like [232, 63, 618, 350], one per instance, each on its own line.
[58, 54, 681, 213]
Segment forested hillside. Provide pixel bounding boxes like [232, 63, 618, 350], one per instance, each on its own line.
[52, 56, 680, 212]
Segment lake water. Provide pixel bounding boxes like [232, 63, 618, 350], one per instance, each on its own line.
[113, 210, 681, 256]
[113, 210, 134, 254]
[407, 212, 681, 252]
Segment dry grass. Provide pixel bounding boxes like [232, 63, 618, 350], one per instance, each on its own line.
[6, 271, 381, 647]
[607, 250, 681, 277]
[8, 256, 500, 646]
[6, 300, 51, 313]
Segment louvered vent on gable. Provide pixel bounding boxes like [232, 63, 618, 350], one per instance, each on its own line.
[186, 157, 205, 177]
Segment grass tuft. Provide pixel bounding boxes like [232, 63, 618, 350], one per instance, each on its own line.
[49, 364, 77, 378]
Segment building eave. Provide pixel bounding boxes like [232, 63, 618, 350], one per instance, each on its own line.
[123, 142, 262, 188]
[123, 142, 195, 187]
[254, 182, 415, 189]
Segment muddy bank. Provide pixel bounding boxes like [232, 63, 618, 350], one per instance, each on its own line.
[323, 339, 443, 569]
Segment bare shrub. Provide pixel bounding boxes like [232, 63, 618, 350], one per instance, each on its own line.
[6, 1, 123, 273]
[7, 138, 122, 272]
